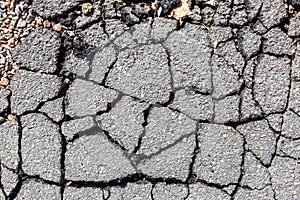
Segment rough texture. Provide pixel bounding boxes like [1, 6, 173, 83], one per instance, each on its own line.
[9, 70, 62, 115]
[288, 12, 300, 37]
[88, 46, 118, 84]
[138, 107, 196, 156]
[109, 182, 152, 200]
[32, 0, 83, 18]
[212, 41, 244, 99]
[253, 55, 290, 115]
[234, 186, 275, 200]
[12, 27, 61, 73]
[64, 187, 104, 200]
[165, 23, 212, 93]
[39, 97, 64, 122]
[106, 44, 172, 104]
[237, 120, 277, 166]
[259, 0, 287, 29]
[21, 113, 61, 182]
[292, 45, 300, 81]
[151, 18, 177, 42]
[0, 89, 10, 114]
[1, 168, 18, 196]
[65, 132, 135, 181]
[194, 124, 244, 185]
[214, 95, 240, 124]
[98, 96, 148, 152]
[277, 137, 300, 159]
[65, 78, 118, 117]
[240, 152, 270, 189]
[62, 116, 97, 141]
[238, 26, 261, 59]
[16, 180, 61, 200]
[270, 157, 300, 200]
[282, 110, 300, 138]
[187, 183, 230, 200]
[263, 28, 293, 55]
[152, 183, 188, 200]
[1, 0, 300, 198]
[138, 134, 195, 181]
[289, 81, 300, 114]
[0, 119, 19, 169]
[170, 88, 213, 121]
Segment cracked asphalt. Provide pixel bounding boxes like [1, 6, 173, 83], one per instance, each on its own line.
[1, 0, 300, 199]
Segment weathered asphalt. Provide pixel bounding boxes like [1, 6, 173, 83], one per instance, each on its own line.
[0, 0, 300, 199]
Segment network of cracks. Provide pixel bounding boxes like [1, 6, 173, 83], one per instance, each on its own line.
[0, 0, 300, 199]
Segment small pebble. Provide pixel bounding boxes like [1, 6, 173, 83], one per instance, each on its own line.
[64, 78, 70, 84]
[0, 77, 9, 86]
[35, 16, 43, 25]
[82, 3, 93, 15]
[7, 114, 16, 120]
[43, 20, 51, 28]
[53, 23, 62, 32]
[7, 37, 15, 47]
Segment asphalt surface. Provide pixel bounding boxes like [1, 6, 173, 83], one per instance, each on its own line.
[0, 0, 300, 199]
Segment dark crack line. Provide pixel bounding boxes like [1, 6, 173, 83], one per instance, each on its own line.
[101, 55, 118, 87]
[96, 90, 123, 116]
[163, 44, 174, 91]
[65, 173, 186, 189]
[276, 154, 300, 161]
[150, 183, 155, 200]
[0, 161, 8, 198]
[102, 187, 110, 200]
[53, 34, 68, 76]
[131, 104, 153, 155]
[59, 125, 67, 199]
[195, 178, 236, 193]
[7, 116, 23, 200]
[21, 173, 61, 186]
[239, 183, 273, 191]
[229, 130, 246, 197]
[186, 121, 200, 184]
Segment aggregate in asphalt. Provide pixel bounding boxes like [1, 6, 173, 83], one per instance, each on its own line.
[0, 0, 300, 199]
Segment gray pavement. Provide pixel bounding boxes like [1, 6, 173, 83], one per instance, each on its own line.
[0, 0, 300, 199]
